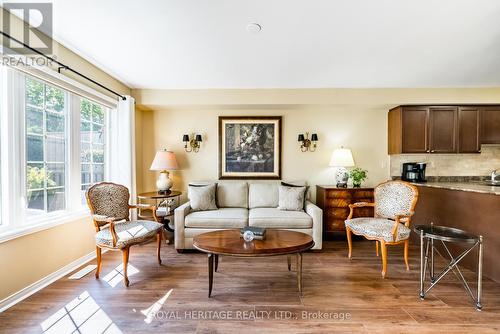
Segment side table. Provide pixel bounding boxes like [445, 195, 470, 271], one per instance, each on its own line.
[414, 223, 483, 310]
[137, 190, 182, 243]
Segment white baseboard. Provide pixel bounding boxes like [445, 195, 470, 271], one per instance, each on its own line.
[0, 250, 104, 313]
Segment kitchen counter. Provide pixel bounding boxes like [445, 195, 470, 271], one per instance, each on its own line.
[412, 183, 500, 282]
[413, 181, 500, 195]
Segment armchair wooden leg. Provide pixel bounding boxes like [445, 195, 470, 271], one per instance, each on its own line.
[157, 230, 162, 265]
[380, 240, 387, 278]
[122, 247, 130, 287]
[95, 246, 102, 279]
[346, 227, 353, 259]
[404, 239, 410, 271]
[376, 241, 379, 257]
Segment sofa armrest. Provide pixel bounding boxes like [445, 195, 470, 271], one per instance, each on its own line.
[305, 200, 322, 250]
[174, 201, 191, 249]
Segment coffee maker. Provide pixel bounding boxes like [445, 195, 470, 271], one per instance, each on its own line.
[401, 162, 427, 183]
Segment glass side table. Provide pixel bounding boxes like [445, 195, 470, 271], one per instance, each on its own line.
[414, 223, 483, 310]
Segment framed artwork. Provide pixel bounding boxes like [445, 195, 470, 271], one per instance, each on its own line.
[219, 116, 282, 179]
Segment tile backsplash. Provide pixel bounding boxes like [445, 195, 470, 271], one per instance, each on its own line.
[390, 145, 500, 177]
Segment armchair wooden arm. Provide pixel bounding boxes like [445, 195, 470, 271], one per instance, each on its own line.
[347, 202, 375, 219]
[91, 215, 120, 247]
[391, 212, 415, 241]
[129, 204, 158, 221]
[92, 214, 118, 223]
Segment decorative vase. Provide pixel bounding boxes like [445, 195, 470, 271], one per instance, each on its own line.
[243, 230, 255, 242]
[156, 171, 173, 192]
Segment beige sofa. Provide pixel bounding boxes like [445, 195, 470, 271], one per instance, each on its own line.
[174, 181, 322, 250]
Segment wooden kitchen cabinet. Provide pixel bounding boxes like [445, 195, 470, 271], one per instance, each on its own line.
[458, 107, 481, 153]
[401, 107, 429, 153]
[428, 107, 457, 153]
[481, 106, 500, 144]
[389, 105, 500, 154]
[316, 186, 374, 239]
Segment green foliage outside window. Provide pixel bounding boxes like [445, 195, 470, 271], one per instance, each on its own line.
[27, 166, 56, 189]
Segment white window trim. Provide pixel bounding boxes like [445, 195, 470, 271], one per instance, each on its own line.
[0, 209, 90, 244]
[0, 65, 116, 244]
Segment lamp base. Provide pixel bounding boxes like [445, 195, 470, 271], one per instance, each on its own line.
[156, 171, 173, 193]
[335, 167, 349, 188]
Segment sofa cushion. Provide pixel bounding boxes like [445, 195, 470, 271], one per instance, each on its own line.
[249, 208, 312, 229]
[188, 184, 218, 211]
[185, 208, 248, 228]
[248, 182, 279, 208]
[217, 182, 248, 208]
[278, 185, 307, 211]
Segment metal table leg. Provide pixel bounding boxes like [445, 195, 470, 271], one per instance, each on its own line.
[477, 236, 483, 311]
[420, 230, 425, 299]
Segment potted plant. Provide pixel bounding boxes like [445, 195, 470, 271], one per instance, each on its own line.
[350, 167, 368, 188]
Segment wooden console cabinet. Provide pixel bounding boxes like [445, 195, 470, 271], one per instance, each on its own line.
[316, 186, 374, 239]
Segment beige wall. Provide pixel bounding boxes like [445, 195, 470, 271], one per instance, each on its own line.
[0, 218, 95, 300]
[136, 106, 389, 202]
[0, 9, 130, 302]
[133, 88, 500, 202]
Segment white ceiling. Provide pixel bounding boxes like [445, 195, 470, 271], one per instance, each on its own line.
[48, 0, 500, 89]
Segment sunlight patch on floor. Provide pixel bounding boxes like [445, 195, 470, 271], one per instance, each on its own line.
[40, 291, 122, 334]
[141, 289, 174, 324]
[102, 263, 140, 287]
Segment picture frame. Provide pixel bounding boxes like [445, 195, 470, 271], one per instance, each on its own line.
[218, 116, 282, 179]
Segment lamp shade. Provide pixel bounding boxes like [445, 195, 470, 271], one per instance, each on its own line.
[298, 134, 305, 142]
[195, 134, 202, 142]
[182, 134, 189, 142]
[329, 147, 355, 167]
[311, 133, 318, 141]
[150, 149, 179, 171]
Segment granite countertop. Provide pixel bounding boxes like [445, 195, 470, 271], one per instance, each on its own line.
[413, 182, 500, 196]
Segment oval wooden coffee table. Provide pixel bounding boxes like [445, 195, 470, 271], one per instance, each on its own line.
[193, 229, 314, 297]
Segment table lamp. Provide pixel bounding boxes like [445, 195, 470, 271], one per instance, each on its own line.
[329, 147, 355, 188]
[150, 149, 179, 193]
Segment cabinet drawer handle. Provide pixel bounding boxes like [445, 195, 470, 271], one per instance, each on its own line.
[426, 150, 430, 153]
[430, 150, 435, 153]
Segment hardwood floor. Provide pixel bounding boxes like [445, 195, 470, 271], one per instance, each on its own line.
[1, 239, 499, 333]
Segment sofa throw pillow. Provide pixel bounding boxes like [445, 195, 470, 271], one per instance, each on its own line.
[188, 184, 218, 211]
[278, 185, 307, 211]
[281, 181, 309, 208]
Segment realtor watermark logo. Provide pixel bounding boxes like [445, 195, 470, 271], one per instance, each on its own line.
[135, 306, 353, 323]
[2, 2, 53, 54]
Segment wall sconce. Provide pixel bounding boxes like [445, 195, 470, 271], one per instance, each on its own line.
[298, 132, 318, 152]
[183, 134, 202, 153]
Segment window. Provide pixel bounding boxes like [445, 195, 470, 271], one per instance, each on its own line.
[80, 99, 106, 204]
[25, 77, 68, 213]
[0, 65, 115, 238]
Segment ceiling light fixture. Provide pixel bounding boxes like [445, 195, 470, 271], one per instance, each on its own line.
[246, 23, 262, 33]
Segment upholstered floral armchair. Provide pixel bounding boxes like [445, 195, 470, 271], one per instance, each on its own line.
[344, 180, 419, 278]
[86, 182, 163, 287]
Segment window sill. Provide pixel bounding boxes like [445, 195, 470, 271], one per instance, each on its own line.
[0, 210, 91, 244]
